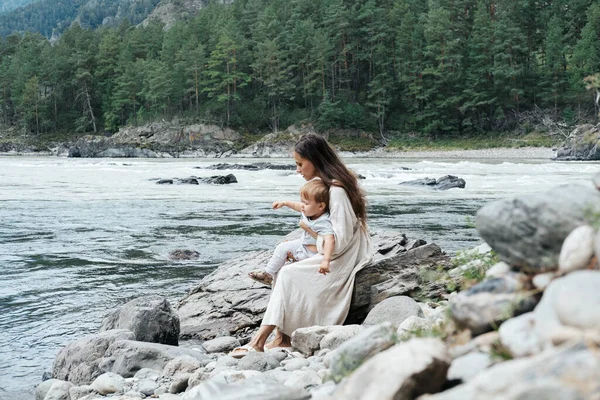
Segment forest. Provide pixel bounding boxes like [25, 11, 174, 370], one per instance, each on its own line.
[0, 0, 36, 15]
[0, 0, 161, 38]
[0, 0, 599, 141]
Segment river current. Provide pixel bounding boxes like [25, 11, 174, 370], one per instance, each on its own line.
[0, 155, 597, 399]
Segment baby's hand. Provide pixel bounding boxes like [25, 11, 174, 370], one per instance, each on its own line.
[318, 260, 330, 275]
[272, 201, 286, 209]
[273, 200, 285, 210]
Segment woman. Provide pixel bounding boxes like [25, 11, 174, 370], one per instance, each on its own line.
[232, 133, 373, 356]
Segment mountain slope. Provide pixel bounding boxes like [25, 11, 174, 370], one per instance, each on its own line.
[0, 0, 161, 37]
[0, 0, 38, 15]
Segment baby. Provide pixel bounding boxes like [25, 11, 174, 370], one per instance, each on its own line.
[248, 179, 336, 286]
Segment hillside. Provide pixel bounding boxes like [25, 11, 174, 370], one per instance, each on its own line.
[142, 0, 219, 29]
[0, 0, 38, 14]
[0, 0, 163, 37]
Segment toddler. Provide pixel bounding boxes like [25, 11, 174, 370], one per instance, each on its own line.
[248, 179, 336, 286]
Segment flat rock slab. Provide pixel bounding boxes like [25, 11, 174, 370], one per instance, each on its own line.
[177, 231, 450, 341]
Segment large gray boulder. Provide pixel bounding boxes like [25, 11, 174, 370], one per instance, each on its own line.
[100, 295, 180, 345]
[98, 339, 208, 378]
[291, 325, 364, 356]
[476, 183, 600, 271]
[362, 296, 424, 328]
[52, 329, 135, 385]
[534, 270, 600, 348]
[420, 343, 599, 400]
[178, 230, 450, 341]
[449, 274, 537, 335]
[331, 338, 450, 400]
[326, 323, 396, 383]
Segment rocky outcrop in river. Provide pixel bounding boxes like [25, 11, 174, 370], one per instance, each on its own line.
[38, 176, 600, 400]
[399, 175, 466, 190]
[68, 122, 240, 158]
[154, 174, 238, 185]
[202, 163, 296, 171]
[554, 123, 600, 160]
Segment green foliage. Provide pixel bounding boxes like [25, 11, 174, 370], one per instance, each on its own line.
[0, 0, 160, 38]
[489, 339, 514, 361]
[0, 0, 599, 137]
[583, 205, 600, 230]
[417, 248, 500, 296]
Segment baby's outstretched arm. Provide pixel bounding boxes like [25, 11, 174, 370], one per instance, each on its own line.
[272, 200, 302, 212]
[318, 234, 335, 275]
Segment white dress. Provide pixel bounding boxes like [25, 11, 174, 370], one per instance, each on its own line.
[261, 185, 374, 335]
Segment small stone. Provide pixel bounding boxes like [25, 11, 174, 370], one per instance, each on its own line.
[316, 348, 331, 357]
[447, 352, 493, 382]
[499, 312, 542, 358]
[236, 353, 271, 372]
[202, 336, 241, 353]
[154, 386, 168, 395]
[91, 372, 125, 395]
[137, 379, 158, 396]
[133, 368, 161, 380]
[283, 369, 322, 390]
[36, 379, 60, 400]
[363, 296, 424, 328]
[532, 272, 555, 290]
[485, 262, 511, 279]
[44, 381, 73, 400]
[284, 358, 310, 372]
[68, 385, 93, 400]
[558, 225, 595, 273]
[396, 316, 432, 340]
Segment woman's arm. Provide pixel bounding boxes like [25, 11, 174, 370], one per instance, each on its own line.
[316, 186, 356, 255]
[318, 234, 335, 274]
[272, 200, 302, 212]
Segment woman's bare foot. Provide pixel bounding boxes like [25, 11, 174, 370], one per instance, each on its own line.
[265, 332, 292, 349]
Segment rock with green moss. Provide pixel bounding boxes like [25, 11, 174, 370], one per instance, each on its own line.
[449, 274, 537, 335]
[325, 323, 396, 383]
[555, 124, 600, 160]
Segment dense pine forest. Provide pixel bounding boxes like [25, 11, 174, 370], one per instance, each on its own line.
[0, 0, 161, 38]
[1, 0, 600, 141]
[0, 0, 36, 15]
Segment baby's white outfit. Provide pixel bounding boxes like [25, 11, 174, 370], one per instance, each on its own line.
[265, 212, 334, 276]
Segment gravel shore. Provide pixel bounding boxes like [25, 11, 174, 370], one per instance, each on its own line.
[341, 146, 556, 160]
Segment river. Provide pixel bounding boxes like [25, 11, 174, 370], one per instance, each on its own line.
[0, 155, 597, 399]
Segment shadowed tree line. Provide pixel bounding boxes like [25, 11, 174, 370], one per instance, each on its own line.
[1, 0, 600, 140]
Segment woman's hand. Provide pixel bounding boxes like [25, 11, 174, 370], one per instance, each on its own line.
[272, 200, 287, 209]
[318, 260, 330, 275]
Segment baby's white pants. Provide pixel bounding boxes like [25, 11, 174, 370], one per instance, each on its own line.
[265, 238, 316, 276]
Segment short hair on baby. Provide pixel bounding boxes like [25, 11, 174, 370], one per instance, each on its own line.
[300, 179, 330, 207]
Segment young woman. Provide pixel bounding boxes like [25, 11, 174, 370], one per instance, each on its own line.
[231, 133, 373, 356]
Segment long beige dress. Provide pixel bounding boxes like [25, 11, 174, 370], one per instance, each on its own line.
[262, 185, 374, 335]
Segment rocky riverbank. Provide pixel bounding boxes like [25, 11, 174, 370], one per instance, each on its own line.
[0, 121, 567, 160]
[35, 175, 600, 400]
[3, 120, 600, 160]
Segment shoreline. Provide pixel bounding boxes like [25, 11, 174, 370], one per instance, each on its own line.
[0, 146, 558, 160]
[340, 146, 557, 160]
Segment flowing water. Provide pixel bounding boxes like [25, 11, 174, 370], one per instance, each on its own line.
[0, 155, 597, 399]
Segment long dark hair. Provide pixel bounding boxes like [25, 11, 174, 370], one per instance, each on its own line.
[294, 133, 367, 226]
